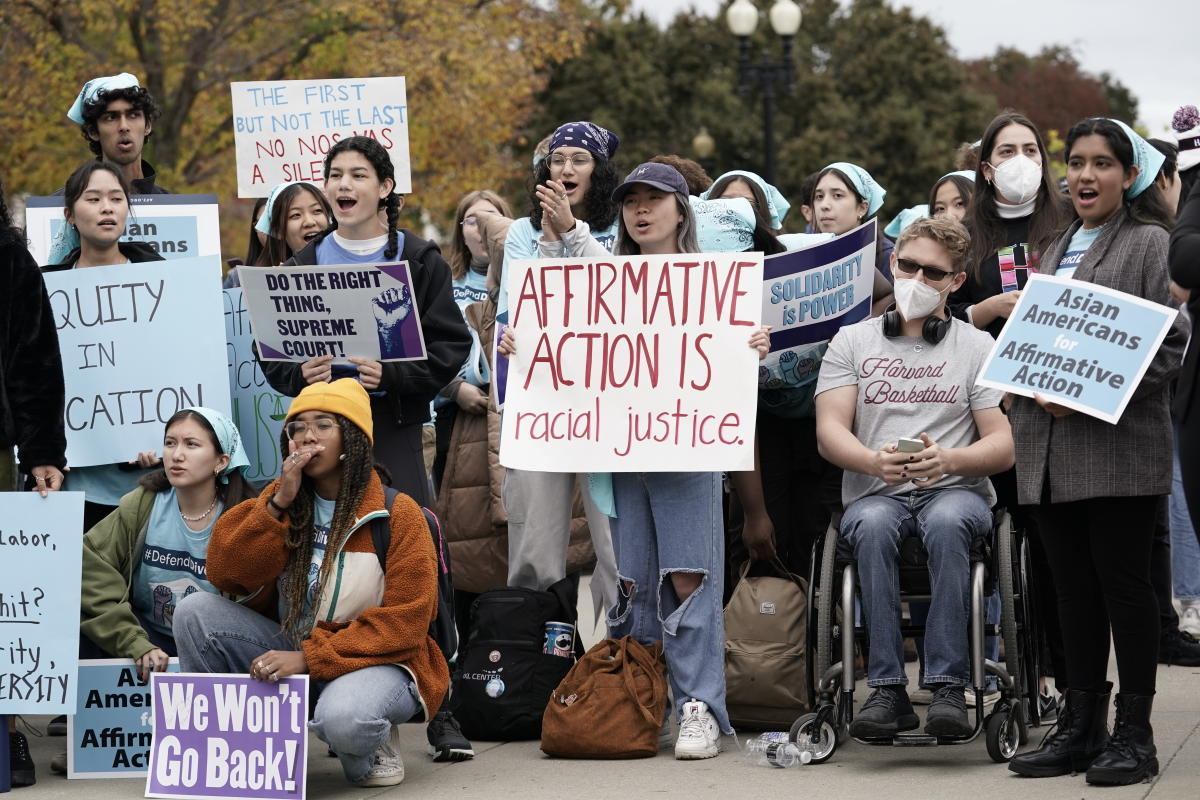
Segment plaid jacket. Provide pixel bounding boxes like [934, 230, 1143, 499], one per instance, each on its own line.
[1009, 210, 1186, 505]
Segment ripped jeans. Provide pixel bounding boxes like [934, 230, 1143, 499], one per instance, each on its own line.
[607, 471, 731, 733]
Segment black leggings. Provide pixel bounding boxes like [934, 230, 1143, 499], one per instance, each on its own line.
[1032, 495, 1159, 695]
[1178, 415, 1200, 548]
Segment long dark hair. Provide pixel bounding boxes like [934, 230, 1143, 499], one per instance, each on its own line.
[1065, 119, 1175, 232]
[1148, 138, 1184, 216]
[928, 174, 975, 218]
[323, 136, 401, 260]
[64, 160, 132, 216]
[258, 183, 333, 267]
[528, 155, 619, 232]
[245, 197, 267, 266]
[274, 414, 388, 643]
[138, 410, 257, 505]
[709, 174, 774, 232]
[615, 191, 699, 256]
[966, 111, 1067, 280]
[0, 177, 18, 241]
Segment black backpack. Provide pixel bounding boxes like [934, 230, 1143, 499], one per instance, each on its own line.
[369, 486, 458, 663]
[450, 578, 581, 741]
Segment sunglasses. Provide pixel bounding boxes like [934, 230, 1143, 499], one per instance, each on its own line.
[894, 257, 956, 283]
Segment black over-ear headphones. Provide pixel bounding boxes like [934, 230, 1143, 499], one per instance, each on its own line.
[882, 305, 951, 345]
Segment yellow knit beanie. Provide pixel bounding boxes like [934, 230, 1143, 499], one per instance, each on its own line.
[285, 378, 374, 444]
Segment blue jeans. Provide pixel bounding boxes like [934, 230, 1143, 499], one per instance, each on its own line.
[841, 489, 992, 688]
[606, 471, 731, 733]
[173, 592, 422, 783]
[1170, 450, 1200, 600]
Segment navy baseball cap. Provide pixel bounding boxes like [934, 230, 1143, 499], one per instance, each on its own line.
[611, 162, 689, 202]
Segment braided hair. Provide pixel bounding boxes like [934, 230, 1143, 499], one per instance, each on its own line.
[322, 136, 401, 260]
[275, 413, 378, 643]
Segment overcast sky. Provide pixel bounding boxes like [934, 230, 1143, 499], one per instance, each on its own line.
[630, 0, 1190, 138]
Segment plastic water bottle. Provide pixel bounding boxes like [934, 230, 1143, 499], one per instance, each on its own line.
[745, 733, 812, 768]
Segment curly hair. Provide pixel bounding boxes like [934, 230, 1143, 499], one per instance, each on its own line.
[896, 217, 972, 273]
[275, 414, 384, 643]
[448, 189, 512, 281]
[323, 136, 401, 260]
[0, 176, 16, 236]
[138, 410, 258, 505]
[80, 86, 161, 157]
[1065, 119, 1175, 232]
[257, 183, 333, 266]
[528, 156, 619, 233]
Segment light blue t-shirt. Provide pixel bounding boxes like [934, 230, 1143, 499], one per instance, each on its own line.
[279, 494, 336, 626]
[1056, 225, 1102, 280]
[131, 488, 223, 637]
[315, 231, 406, 265]
[452, 267, 488, 310]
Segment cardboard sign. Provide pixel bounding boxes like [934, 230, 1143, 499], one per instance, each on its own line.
[239, 262, 427, 363]
[23, 195, 221, 267]
[976, 273, 1178, 423]
[499, 253, 763, 471]
[0, 492, 85, 715]
[43, 256, 231, 467]
[760, 220, 875, 392]
[68, 658, 181, 778]
[231, 77, 410, 197]
[146, 673, 308, 800]
[224, 289, 288, 482]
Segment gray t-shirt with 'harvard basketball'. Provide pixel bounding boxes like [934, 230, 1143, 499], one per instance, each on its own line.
[815, 316, 1003, 507]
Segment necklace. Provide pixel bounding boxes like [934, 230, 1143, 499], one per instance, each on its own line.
[180, 496, 218, 523]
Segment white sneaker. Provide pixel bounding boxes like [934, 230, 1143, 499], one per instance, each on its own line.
[964, 688, 1000, 712]
[354, 725, 405, 787]
[1181, 604, 1200, 638]
[675, 700, 721, 760]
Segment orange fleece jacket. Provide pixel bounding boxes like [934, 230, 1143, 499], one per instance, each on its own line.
[206, 474, 448, 718]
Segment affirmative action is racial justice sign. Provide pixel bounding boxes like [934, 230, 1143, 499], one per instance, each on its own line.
[0, 492, 85, 715]
[499, 253, 763, 472]
[231, 77, 410, 197]
[760, 220, 875, 396]
[23, 195, 222, 267]
[146, 674, 308, 800]
[68, 658, 181, 779]
[43, 256, 231, 467]
[239, 263, 427, 363]
[977, 273, 1178, 423]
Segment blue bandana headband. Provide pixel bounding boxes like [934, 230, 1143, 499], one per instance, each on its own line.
[1102, 118, 1165, 199]
[884, 204, 929, 238]
[255, 181, 304, 236]
[548, 121, 620, 161]
[184, 407, 250, 483]
[691, 196, 756, 252]
[824, 162, 887, 216]
[701, 170, 791, 230]
[67, 73, 140, 125]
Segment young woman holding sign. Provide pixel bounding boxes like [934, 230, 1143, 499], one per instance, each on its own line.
[503, 162, 770, 760]
[1006, 119, 1186, 786]
[256, 136, 469, 508]
[174, 379, 447, 787]
[45, 161, 166, 532]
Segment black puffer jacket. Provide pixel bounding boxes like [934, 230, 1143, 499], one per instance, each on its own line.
[0, 229, 67, 471]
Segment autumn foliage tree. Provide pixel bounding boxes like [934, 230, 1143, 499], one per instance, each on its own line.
[0, 0, 620, 255]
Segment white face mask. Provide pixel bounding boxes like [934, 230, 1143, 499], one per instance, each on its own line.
[989, 154, 1042, 205]
[894, 277, 949, 322]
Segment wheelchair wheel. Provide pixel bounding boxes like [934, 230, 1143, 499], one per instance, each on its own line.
[790, 712, 839, 764]
[815, 525, 839, 690]
[985, 709, 1020, 763]
[997, 516, 1022, 700]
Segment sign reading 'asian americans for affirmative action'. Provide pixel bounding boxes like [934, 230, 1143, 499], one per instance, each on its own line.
[499, 253, 763, 472]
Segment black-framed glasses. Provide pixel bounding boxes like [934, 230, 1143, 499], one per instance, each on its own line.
[285, 418, 340, 440]
[894, 257, 955, 283]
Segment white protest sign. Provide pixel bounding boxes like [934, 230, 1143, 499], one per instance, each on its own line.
[24, 195, 222, 267]
[977, 273, 1178, 423]
[239, 263, 427, 364]
[231, 77, 410, 197]
[499, 253, 763, 472]
[43, 256, 231, 467]
[760, 220, 875, 400]
[224, 289, 288, 483]
[0, 491, 85, 715]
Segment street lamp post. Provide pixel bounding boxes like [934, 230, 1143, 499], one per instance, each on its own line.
[726, 0, 801, 185]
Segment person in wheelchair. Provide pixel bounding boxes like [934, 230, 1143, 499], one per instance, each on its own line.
[814, 217, 1014, 739]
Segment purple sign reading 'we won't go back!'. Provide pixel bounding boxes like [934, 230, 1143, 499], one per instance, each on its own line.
[146, 673, 308, 800]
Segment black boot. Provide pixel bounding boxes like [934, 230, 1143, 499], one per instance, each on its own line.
[1008, 683, 1110, 777]
[1086, 693, 1158, 786]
